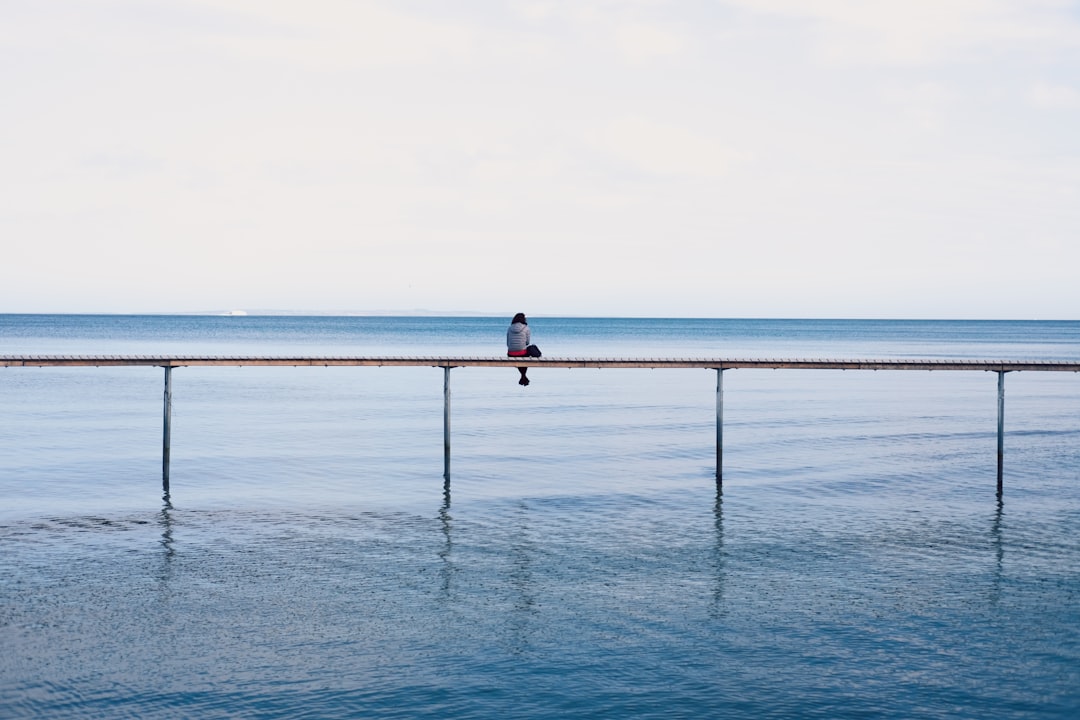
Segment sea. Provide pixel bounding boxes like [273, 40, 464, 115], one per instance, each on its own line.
[1, 315, 1078, 719]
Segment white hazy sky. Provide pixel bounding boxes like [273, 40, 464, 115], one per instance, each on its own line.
[3, 1, 1079, 318]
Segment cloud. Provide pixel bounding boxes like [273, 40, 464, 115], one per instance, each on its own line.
[591, 116, 740, 178]
[724, 0, 1080, 64]
[613, 22, 688, 62]
[878, 82, 954, 132]
[1029, 81, 1080, 109]
[189, 0, 478, 69]
[510, 0, 692, 64]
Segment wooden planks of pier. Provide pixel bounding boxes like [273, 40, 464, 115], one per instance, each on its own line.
[4, 355, 1080, 371]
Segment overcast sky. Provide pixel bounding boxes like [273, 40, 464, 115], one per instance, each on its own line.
[2, 1, 1078, 318]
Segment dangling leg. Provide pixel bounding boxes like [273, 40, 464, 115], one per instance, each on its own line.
[518, 367, 529, 386]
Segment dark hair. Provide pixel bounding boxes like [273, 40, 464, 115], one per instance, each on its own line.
[512, 313, 527, 325]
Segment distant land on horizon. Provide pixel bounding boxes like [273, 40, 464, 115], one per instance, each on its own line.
[2, 310, 1071, 321]
[189, 309, 505, 317]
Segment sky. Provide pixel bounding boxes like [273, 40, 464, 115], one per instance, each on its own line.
[2, 1, 1079, 318]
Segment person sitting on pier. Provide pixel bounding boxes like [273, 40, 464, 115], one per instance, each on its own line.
[507, 312, 534, 386]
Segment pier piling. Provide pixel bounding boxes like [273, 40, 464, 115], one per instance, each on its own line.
[997, 371, 1006, 497]
[716, 368, 724, 486]
[443, 366, 452, 481]
[162, 366, 172, 495]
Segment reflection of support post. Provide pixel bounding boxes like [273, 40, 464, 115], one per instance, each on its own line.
[997, 370, 1005, 497]
[443, 366, 451, 482]
[159, 498, 175, 562]
[438, 484, 453, 598]
[710, 485, 725, 618]
[716, 368, 724, 486]
[162, 366, 172, 496]
[155, 499, 176, 599]
[990, 498, 1004, 606]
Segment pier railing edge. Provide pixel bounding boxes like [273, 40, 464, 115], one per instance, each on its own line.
[3, 355, 1080, 371]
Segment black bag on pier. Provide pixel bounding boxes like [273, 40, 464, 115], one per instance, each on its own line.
[525, 344, 542, 357]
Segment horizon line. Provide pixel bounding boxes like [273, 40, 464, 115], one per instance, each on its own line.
[0, 310, 1072, 322]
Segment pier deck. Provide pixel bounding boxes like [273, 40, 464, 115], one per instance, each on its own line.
[4, 355, 1080, 371]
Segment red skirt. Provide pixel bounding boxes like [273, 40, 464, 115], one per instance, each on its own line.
[507, 350, 528, 357]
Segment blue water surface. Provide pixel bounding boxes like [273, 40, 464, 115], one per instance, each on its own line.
[1, 315, 1079, 718]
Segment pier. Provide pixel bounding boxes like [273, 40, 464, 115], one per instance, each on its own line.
[4, 355, 1079, 498]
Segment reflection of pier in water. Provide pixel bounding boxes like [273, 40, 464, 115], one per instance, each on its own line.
[5, 355, 1079, 499]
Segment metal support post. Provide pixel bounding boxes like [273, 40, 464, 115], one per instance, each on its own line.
[716, 368, 724, 486]
[163, 366, 173, 496]
[443, 366, 451, 481]
[997, 370, 1005, 497]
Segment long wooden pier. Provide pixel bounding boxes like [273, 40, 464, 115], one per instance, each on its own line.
[4, 355, 1078, 498]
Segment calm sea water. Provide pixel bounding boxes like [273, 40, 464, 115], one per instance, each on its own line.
[2, 315, 1079, 719]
